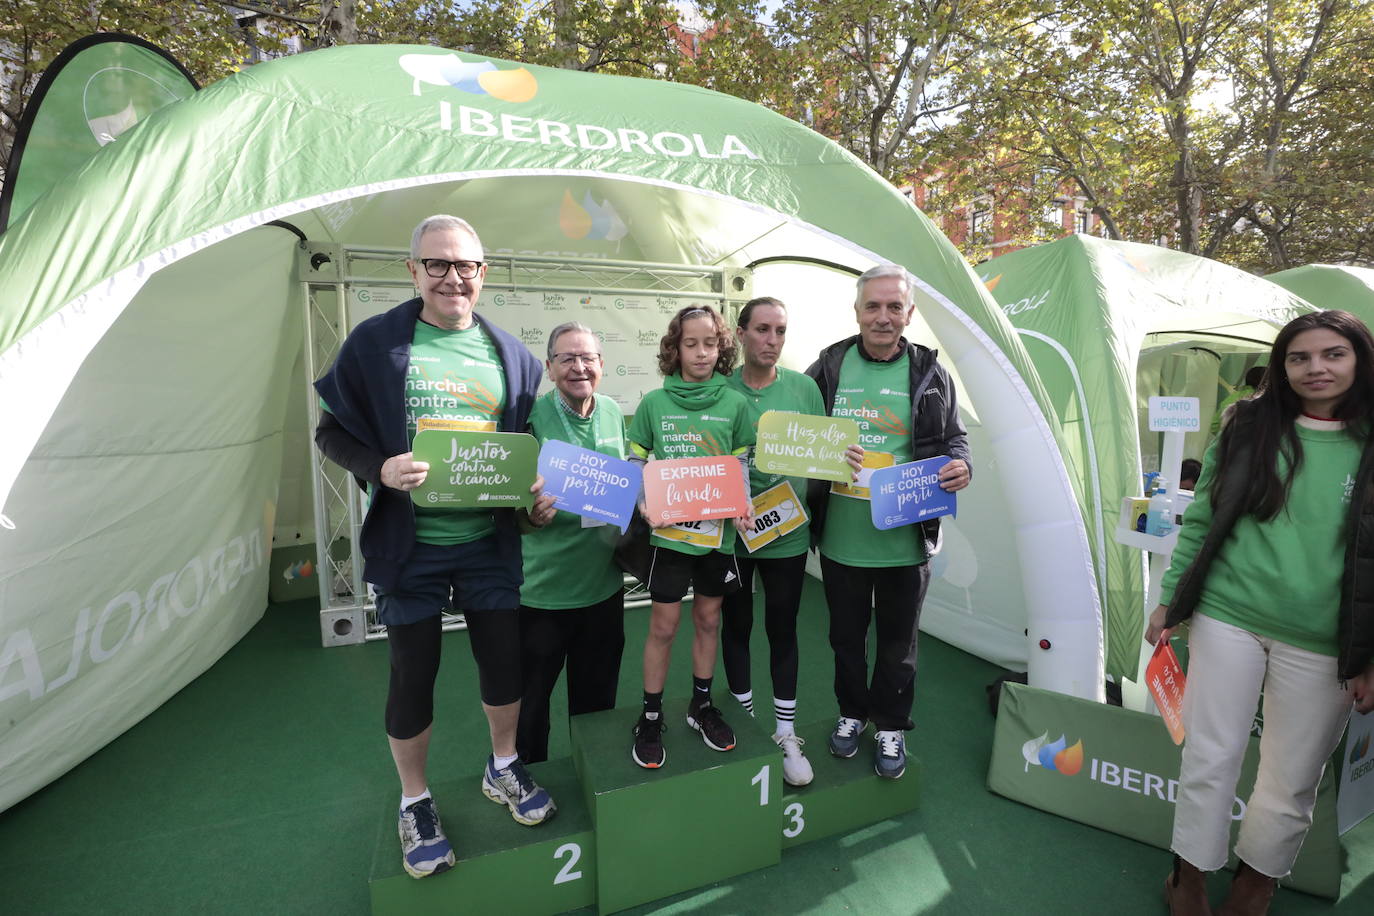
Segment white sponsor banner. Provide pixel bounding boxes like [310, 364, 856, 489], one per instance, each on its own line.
[1338, 709, 1374, 834]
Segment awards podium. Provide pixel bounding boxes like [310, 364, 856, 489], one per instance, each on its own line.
[369, 710, 921, 914]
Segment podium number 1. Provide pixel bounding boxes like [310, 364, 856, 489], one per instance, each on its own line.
[553, 843, 582, 885]
[752, 765, 770, 805]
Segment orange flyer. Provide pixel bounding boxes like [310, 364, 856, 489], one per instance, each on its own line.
[1146, 641, 1187, 745]
[643, 455, 749, 525]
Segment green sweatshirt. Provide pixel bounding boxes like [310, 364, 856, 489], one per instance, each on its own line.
[725, 366, 825, 559]
[1161, 417, 1361, 655]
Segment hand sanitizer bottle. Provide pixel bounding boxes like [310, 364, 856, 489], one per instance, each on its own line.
[1145, 479, 1175, 537]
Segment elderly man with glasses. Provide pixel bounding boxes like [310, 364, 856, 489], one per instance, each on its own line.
[314, 214, 558, 880]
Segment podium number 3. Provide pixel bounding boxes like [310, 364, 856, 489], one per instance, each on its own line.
[553, 843, 582, 885]
[752, 765, 770, 805]
[783, 802, 806, 838]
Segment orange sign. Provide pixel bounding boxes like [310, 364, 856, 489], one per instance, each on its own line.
[643, 456, 749, 525]
[1146, 641, 1187, 745]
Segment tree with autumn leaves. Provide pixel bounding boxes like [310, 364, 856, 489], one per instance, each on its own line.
[2, 0, 1371, 271]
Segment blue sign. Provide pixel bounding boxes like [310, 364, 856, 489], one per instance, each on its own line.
[537, 439, 642, 533]
[869, 456, 957, 530]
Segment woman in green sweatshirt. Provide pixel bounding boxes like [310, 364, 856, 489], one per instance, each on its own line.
[1146, 310, 1374, 915]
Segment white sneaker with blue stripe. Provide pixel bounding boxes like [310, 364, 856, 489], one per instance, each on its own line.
[482, 756, 557, 825]
[398, 797, 455, 878]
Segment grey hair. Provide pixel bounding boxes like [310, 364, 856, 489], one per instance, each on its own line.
[547, 321, 599, 358]
[855, 264, 913, 306]
[410, 215, 483, 259]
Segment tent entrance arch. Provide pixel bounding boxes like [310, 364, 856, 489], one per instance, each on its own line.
[296, 239, 751, 646]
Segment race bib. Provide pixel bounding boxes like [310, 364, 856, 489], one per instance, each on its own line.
[655, 517, 724, 549]
[740, 481, 808, 553]
[830, 451, 895, 501]
[417, 416, 498, 433]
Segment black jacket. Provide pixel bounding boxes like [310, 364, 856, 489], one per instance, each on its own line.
[804, 335, 971, 557]
[1163, 406, 1374, 680]
[312, 297, 541, 591]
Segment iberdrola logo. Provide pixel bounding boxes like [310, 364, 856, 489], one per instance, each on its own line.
[1023, 731, 1084, 775]
[560, 190, 628, 240]
[400, 53, 537, 103]
[1351, 731, 1372, 765]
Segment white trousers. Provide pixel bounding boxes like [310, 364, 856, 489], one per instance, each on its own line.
[1172, 613, 1353, 877]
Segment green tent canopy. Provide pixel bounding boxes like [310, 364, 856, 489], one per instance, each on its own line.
[979, 235, 1313, 683]
[0, 43, 1107, 811]
[1268, 264, 1374, 328]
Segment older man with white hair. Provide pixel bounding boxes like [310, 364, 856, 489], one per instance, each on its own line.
[805, 264, 972, 780]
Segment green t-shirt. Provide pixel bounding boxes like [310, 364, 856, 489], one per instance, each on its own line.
[1161, 417, 1360, 655]
[407, 322, 507, 546]
[820, 347, 925, 567]
[726, 366, 825, 558]
[627, 376, 756, 556]
[520, 392, 628, 609]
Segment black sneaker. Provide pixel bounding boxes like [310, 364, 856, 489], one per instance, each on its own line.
[686, 701, 736, 751]
[632, 713, 665, 768]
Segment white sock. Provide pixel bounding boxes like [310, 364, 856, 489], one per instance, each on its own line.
[493, 752, 519, 770]
[400, 788, 431, 810]
[732, 690, 755, 715]
[774, 697, 796, 735]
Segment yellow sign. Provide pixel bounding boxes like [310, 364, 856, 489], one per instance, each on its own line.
[740, 481, 808, 553]
[830, 451, 894, 500]
[654, 517, 724, 549]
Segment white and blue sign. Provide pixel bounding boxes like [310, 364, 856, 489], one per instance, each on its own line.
[537, 439, 642, 532]
[869, 456, 957, 530]
[1148, 396, 1201, 432]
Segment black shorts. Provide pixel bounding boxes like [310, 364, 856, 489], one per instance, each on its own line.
[646, 546, 741, 603]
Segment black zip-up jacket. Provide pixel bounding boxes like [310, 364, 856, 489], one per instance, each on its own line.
[804, 335, 971, 557]
[312, 298, 541, 591]
[1163, 406, 1374, 680]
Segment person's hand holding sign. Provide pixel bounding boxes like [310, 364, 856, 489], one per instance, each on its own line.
[845, 443, 865, 482]
[381, 452, 430, 492]
[528, 473, 556, 528]
[937, 458, 970, 492]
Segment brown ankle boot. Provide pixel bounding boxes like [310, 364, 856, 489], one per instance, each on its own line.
[1164, 855, 1213, 916]
[1216, 860, 1276, 916]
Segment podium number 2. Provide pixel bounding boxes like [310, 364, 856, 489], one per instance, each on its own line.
[553, 843, 582, 885]
[783, 802, 806, 838]
[752, 765, 770, 805]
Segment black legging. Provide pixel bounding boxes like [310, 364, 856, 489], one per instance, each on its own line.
[720, 552, 808, 702]
[384, 608, 523, 740]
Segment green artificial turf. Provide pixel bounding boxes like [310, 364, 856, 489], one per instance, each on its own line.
[2, 578, 1371, 914]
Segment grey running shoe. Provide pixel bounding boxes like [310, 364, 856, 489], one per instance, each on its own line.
[398, 797, 455, 878]
[874, 729, 907, 779]
[828, 716, 867, 758]
[482, 756, 557, 825]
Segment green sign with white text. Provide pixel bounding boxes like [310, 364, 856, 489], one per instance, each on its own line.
[411, 430, 538, 509]
[754, 411, 858, 483]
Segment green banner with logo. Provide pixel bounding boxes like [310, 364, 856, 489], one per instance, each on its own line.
[0, 34, 197, 231]
[988, 683, 1340, 898]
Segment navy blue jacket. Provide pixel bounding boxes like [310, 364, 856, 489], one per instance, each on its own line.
[313, 297, 542, 590]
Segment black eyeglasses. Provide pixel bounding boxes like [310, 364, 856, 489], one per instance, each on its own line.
[419, 258, 484, 279]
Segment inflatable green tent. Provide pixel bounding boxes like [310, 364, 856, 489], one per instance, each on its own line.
[1269, 264, 1374, 327]
[978, 235, 1313, 684]
[0, 42, 1109, 811]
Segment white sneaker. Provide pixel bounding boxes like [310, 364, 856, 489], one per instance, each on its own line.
[774, 732, 814, 787]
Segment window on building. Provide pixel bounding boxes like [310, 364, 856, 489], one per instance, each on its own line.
[1043, 202, 1064, 229]
[970, 202, 992, 237]
[1075, 210, 1091, 234]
